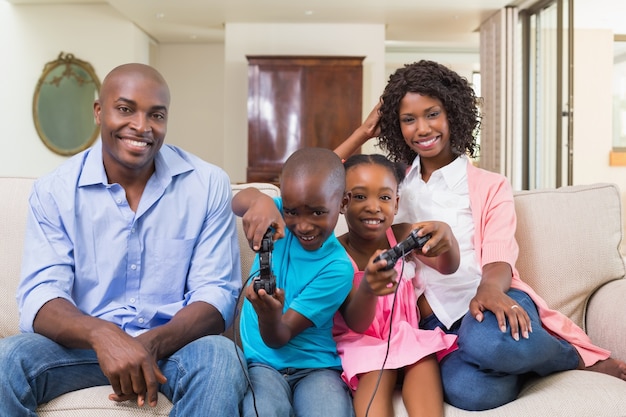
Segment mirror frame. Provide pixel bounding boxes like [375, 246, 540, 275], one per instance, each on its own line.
[32, 52, 101, 156]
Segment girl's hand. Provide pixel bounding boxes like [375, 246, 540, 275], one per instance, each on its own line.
[407, 221, 460, 275]
[409, 221, 454, 257]
[360, 250, 399, 296]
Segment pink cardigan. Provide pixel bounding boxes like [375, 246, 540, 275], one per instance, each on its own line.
[466, 162, 610, 366]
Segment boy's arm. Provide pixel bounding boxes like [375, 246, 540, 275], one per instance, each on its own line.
[244, 285, 313, 348]
[232, 187, 285, 250]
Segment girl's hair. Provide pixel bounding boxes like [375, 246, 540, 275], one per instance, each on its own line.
[343, 154, 406, 190]
[377, 60, 481, 164]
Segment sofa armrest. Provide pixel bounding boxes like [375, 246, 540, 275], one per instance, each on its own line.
[586, 278, 626, 362]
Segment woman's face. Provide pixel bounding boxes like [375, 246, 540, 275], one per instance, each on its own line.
[398, 92, 455, 165]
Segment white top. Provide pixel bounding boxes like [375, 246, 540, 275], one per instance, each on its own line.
[395, 155, 482, 329]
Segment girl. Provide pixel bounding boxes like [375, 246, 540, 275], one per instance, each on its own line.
[333, 154, 458, 417]
[336, 60, 626, 411]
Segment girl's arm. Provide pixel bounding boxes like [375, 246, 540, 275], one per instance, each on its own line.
[340, 251, 399, 333]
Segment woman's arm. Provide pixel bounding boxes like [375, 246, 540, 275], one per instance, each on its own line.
[333, 101, 382, 160]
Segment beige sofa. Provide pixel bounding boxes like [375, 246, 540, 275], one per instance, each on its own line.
[2, 177, 626, 416]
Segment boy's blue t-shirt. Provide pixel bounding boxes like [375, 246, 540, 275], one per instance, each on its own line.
[239, 197, 353, 370]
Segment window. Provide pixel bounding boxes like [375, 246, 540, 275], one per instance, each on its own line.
[611, 35, 626, 165]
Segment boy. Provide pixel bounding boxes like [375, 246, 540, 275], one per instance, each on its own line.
[232, 147, 354, 417]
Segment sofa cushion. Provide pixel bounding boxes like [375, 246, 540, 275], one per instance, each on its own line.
[0, 177, 34, 338]
[513, 183, 625, 330]
[37, 386, 170, 416]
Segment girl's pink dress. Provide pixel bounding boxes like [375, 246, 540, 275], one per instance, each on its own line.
[333, 228, 457, 391]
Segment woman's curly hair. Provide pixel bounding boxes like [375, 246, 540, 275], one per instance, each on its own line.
[377, 60, 481, 164]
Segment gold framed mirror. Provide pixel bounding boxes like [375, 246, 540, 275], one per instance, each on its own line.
[32, 52, 101, 156]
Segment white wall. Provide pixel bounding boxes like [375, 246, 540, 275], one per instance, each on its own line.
[154, 43, 225, 166]
[572, 29, 616, 185]
[222, 23, 386, 183]
[574, 7, 626, 241]
[0, 2, 151, 178]
[385, 48, 480, 82]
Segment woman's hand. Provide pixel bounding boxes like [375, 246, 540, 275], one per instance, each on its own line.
[469, 263, 532, 341]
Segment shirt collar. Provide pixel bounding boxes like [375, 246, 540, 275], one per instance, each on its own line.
[406, 154, 468, 189]
[78, 141, 194, 187]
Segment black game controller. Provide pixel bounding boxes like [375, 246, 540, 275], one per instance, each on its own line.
[253, 229, 276, 295]
[374, 229, 431, 271]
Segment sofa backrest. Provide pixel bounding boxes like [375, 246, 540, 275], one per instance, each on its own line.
[513, 183, 625, 331]
[2, 178, 623, 340]
[225, 182, 281, 342]
[0, 177, 34, 337]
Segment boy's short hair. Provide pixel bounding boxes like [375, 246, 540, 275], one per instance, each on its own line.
[281, 147, 345, 199]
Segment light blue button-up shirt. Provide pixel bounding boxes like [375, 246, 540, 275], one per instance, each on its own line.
[17, 142, 241, 335]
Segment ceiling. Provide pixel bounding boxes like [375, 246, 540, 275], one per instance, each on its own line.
[7, 0, 516, 49]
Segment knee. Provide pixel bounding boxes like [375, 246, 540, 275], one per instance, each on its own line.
[165, 335, 248, 403]
[178, 335, 246, 377]
[458, 313, 533, 368]
[0, 334, 41, 367]
[457, 316, 502, 362]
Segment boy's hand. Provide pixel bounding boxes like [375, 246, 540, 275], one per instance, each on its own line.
[360, 250, 399, 296]
[245, 283, 284, 316]
[241, 195, 286, 251]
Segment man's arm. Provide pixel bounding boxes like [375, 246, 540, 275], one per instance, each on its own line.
[137, 301, 224, 359]
[33, 297, 167, 407]
[31, 271, 217, 405]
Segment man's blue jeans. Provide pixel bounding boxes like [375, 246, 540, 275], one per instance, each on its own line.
[242, 363, 354, 417]
[420, 289, 580, 411]
[0, 333, 248, 417]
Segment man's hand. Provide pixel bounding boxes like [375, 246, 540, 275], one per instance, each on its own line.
[92, 323, 167, 407]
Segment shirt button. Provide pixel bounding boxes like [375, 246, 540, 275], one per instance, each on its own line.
[116, 199, 122, 204]
[138, 318, 144, 323]
[131, 228, 136, 233]
[130, 297, 136, 303]
[130, 264, 137, 270]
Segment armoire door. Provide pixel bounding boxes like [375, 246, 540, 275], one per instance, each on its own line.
[247, 55, 364, 184]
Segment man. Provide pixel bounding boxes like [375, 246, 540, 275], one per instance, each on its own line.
[0, 63, 246, 416]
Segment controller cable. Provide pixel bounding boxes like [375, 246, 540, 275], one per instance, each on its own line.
[364, 253, 406, 417]
[231, 269, 261, 417]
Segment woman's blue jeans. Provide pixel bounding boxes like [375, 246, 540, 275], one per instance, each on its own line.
[420, 289, 580, 411]
[243, 363, 354, 417]
[0, 333, 248, 417]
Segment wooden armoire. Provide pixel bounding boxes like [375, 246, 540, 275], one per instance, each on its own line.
[246, 55, 364, 184]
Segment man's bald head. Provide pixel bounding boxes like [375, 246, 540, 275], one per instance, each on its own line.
[99, 63, 170, 106]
